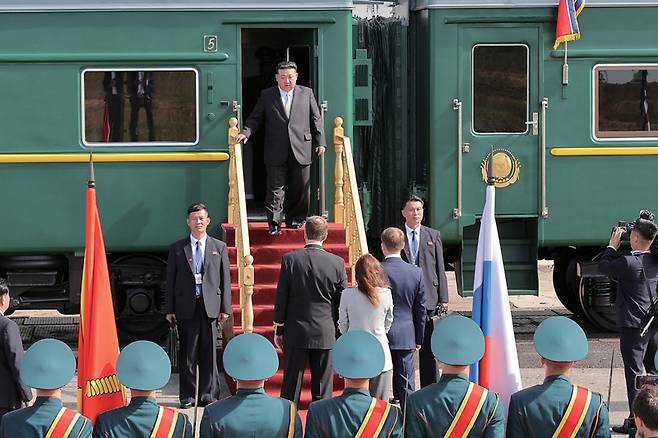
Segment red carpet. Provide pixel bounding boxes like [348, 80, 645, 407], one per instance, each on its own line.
[223, 222, 350, 410]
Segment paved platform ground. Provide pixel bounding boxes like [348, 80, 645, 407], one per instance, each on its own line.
[11, 261, 632, 435]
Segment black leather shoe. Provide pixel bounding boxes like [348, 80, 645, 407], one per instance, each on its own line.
[611, 418, 636, 434]
[179, 401, 193, 409]
[268, 223, 281, 235]
[288, 219, 305, 229]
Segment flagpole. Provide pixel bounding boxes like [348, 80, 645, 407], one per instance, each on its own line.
[562, 42, 569, 85]
[488, 146, 495, 185]
[88, 153, 95, 188]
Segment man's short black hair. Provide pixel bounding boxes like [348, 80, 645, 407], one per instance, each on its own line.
[402, 195, 425, 209]
[634, 218, 658, 242]
[0, 278, 8, 297]
[276, 61, 298, 73]
[187, 203, 209, 217]
[633, 384, 658, 430]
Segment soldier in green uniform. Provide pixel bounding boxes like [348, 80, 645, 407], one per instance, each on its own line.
[0, 338, 92, 438]
[506, 316, 610, 437]
[93, 340, 192, 437]
[305, 331, 402, 438]
[404, 315, 505, 437]
[200, 333, 302, 437]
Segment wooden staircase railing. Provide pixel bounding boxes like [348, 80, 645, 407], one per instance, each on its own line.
[227, 117, 254, 333]
[333, 117, 369, 282]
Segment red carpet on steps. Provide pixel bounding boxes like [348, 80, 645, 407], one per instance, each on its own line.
[222, 222, 351, 411]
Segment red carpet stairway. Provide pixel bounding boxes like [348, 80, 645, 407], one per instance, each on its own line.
[223, 222, 351, 410]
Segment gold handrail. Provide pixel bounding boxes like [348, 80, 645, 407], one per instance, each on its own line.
[333, 117, 368, 282]
[227, 118, 254, 333]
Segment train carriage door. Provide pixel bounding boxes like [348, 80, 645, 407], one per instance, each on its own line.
[459, 26, 541, 217]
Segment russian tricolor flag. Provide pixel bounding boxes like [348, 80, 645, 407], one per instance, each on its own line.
[470, 184, 523, 409]
[554, 0, 585, 50]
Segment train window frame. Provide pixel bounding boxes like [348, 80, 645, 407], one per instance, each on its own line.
[80, 67, 200, 147]
[593, 63, 658, 141]
[471, 43, 530, 136]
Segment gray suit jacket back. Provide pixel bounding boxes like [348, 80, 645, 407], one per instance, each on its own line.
[242, 85, 326, 166]
[0, 314, 31, 409]
[401, 225, 449, 310]
[274, 244, 348, 349]
[165, 236, 231, 320]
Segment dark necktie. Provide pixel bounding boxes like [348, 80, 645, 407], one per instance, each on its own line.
[194, 241, 203, 297]
[410, 230, 418, 265]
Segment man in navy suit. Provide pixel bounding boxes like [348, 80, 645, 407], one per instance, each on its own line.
[380, 227, 426, 406]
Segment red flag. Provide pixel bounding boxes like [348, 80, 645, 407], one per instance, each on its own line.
[554, 0, 585, 50]
[77, 158, 125, 423]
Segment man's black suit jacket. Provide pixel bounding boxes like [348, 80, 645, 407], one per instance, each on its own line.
[0, 314, 31, 409]
[382, 257, 427, 350]
[401, 225, 449, 310]
[242, 85, 326, 166]
[274, 244, 348, 349]
[598, 247, 658, 328]
[165, 236, 231, 320]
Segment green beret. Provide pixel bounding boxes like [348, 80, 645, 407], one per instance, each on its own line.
[21, 338, 76, 390]
[431, 315, 484, 366]
[534, 316, 588, 362]
[117, 341, 171, 390]
[332, 331, 384, 379]
[224, 333, 279, 381]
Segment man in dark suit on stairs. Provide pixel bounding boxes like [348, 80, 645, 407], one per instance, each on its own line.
[274, 216, 348, 405]
[400, 195, 449, 388]
[0, 279, 32, 418]
[380, 227, 426, 407]
[165, 203, 231, 409]
[235, 61, 327, 236]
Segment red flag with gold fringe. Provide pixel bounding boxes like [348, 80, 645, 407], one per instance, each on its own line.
[77, 156, 125, 423]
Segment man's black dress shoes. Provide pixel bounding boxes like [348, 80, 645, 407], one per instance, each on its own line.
[179, 400, 193, 409]
[611, 418, 636, 434]
[288, 219, 305, 229]
[268, 223, 281, 235]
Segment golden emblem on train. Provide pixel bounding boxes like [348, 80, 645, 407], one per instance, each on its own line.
[480, 149, 521, 188]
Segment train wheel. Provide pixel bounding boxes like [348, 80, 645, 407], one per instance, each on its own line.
[579, 276, 618, 332]
[552, 251, 585, 315]
[111, 255, 169, 346]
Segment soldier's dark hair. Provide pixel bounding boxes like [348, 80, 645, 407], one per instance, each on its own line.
[633, 384, 658, 430]
[381, 227, 405, 252]
[305, 216, 328, 241]
[276, 61, 298, 73]
[0, 278, 8, 297]
[402, 195, 425, 210]
[187, 203, 209, 217]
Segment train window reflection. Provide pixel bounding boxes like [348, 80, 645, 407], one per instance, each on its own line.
[472, 45, 528, 134]
[82, 69, 198, 145]
[595, 66, 658, 139]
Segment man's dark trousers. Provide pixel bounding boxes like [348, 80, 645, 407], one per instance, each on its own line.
[620, 327, 658, 412]
[266, 151, 309, 226]
[178, 300, 218, 404]
[391, 350, 415, 404]
[419, 311, 438, 387]
[281, 346, 332, 405]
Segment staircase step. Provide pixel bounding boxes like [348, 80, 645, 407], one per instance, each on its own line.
[232, 304, 274, 326]
[223, 222, 346, 247]
[228, 244, 350, 264]
[231, 284, 278, 305]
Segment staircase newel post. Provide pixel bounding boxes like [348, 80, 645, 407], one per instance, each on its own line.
[242, 254, 254, 333]
[227, 118, 238, 225]
[333, 117, 345, 224]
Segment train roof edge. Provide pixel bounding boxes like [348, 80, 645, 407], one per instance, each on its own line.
[0, 0, 353, 12]
[413, 0, 658, 10]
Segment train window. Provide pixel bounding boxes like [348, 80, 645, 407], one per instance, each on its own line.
[595, 65, 658, 139]
[472, 45, 528, 134]
[81, 69, 198, 145]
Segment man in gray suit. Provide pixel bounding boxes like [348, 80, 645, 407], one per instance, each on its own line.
[235, 61, 326, 236]
[165, 203, 231, 409]
[400, 195, 449, 388]
[0, 278, 32, 418]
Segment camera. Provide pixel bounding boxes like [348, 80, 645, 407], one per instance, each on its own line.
[635, 374, 658, 389]
[612, 210, 657, 246]
[613, 220, 634, 242]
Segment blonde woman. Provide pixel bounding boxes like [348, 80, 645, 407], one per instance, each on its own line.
[338, 254, 394, 400]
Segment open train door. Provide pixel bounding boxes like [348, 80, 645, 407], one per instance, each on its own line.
[457, 26, 544, 297]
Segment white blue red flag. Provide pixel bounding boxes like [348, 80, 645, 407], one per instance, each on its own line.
[553, 0, 585, 50]
[470, 184, 522, 408]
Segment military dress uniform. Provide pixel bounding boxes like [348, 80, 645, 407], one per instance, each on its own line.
[0, 339, 92, 438]
[200, 333, 302, 438]
[305, 331, 403, 438]
[93, 341, 192, 438]
[506, 317, 610, 438]
[404, 315, 504, 437]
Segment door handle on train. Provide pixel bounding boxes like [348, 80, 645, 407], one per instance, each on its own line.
[526, 112, 539, 136]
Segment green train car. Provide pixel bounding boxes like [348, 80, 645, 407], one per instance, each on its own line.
[413, 0, 658, 330]
[0, 0, 353, 341]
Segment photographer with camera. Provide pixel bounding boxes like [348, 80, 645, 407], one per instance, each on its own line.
[598, 210, 658, 434]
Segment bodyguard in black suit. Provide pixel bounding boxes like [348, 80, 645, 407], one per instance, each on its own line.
[380, 228, 426, 406]
[400, 195, 449, 388]
[236, 61, 327, 235]
[0, 279, 32, 418]
[598, 214, 658, 434]
[165, 203, 231, 408]
[274, 216, 348, 405]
